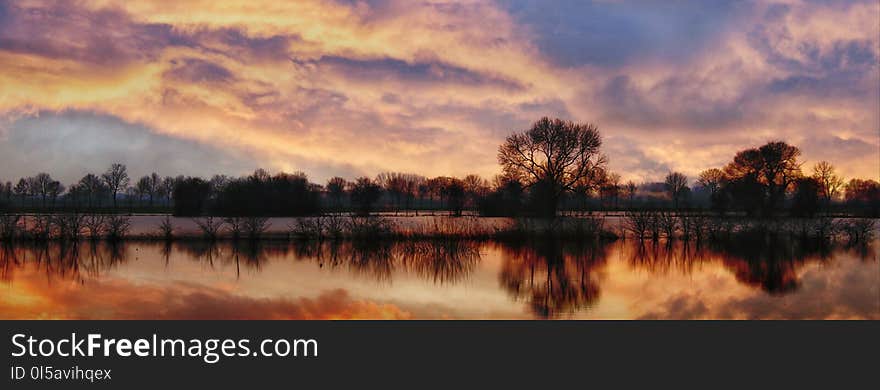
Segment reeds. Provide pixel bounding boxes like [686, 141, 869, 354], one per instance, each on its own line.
[622, 211, 876, 245]
[0, 212, 874, 245]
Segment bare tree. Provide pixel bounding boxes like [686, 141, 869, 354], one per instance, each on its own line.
[624, 180, 637, 206]
[326, 176, 347, 211]
[349, 177, 382, 215]
[498, 117, 607, 217]
[13, 178, 29, 206]
[697, 168, 725, 197]
[102, 163, 130, 208]
[135, 176, 152, 205]
[463, 174, 490, 212]
[47, 180, 64, 208]
[599, 172, 621, 210]
[78, 173, 107, 209]
[664, 172, 688, 209]
[31, 173, 54, 208]
[812, 161, 844, 205]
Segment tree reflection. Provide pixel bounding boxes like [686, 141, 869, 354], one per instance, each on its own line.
[625, 235, 843, 295]
[498, 240, 610, 318]
[294, 240, 479, 284]
[0, 236, 873, 312]
[709, 235, 831, 295]
[397, 240, 479, 284]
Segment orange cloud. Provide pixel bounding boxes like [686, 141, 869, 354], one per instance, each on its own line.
[0, 0, 876, 182]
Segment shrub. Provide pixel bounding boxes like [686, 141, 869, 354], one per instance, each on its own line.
[839, 218, 876, 244]
[53, 213, 85, 241]
[84, 215, 106, 240]
[157, 216, 175, 241]
[346, 216, 396, 239]
[624, 210, 652, 239]
[193, 217, 224, 240]
[244, 217, 270, 240]
[105, 215, 131, 241]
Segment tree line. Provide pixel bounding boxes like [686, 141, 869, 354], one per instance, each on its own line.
[1, 117, 877, 217]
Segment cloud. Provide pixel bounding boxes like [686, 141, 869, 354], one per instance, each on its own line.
[0, 272, 414, 319]
[0, 0, 876, 184]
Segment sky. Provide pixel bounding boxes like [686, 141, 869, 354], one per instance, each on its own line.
[0, 0, 878, 185]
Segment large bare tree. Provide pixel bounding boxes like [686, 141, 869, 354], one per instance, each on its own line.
[811, 161, 844, 205]
[664, 171, 689, 209]
[498, 117, 607, 216]
[102, 163, 130, 208]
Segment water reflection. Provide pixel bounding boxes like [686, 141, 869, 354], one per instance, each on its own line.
[0, 238, 876, 319]
[498, 240, 608, 318]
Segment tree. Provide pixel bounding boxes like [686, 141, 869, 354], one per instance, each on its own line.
[136, 176, 154, 205]
[30, 173, 54, 208]
[498, 117, 607, 217]
[326, 177, 348, 211]
[624, 181, 637, 206]
[172, 177, 212, 216]
[664, 171, 689, 209]
[148, 173, 161, 205]
[598, 172, 621, 210]
[479, 176, 524, 216]
[47, 180, 64, 208]
[843, 179, 880, 216]
[444, 178, 467, 216]
[723, 141, 802, 215]
[697, 169, 724, 196]
[791, 177, 821, 217]
[463, 174, 490, 211]
[349, 177, 382, 215]
[161, 176, 176, 204]
[13, 178, 29, 207]
[78, 173, 107, 209]
[1, 181, 11, 205]
[102, 163, 130, 208]
[811, 161, 844, 206]
[697, 168, 728, 213]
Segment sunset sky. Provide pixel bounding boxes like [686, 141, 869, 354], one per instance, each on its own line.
[1, 0, 878, 185]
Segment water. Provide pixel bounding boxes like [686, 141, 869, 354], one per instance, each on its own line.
[1, 237, 877, 319]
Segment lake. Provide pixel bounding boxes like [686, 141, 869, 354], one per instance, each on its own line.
[1, 236, 877, 319]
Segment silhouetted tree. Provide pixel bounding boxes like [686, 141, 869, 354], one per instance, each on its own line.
[172, 177, 212, 216]
[723, 141, 802, 215]
[624, 180, 637, 207]
[326, 176, 347, 211]
[135, 176, 152, 205]
[77, 173, 107, 209]
[598, 172, 621, 210]
[664, 171, 688, 209]
[349, 177, 382, 215]
[102, 163, 130, 208]
[479, 176, 524, 216]
[444, 178, 466, 216]
[13, 178, 29, 207]
[790, 177, 821, 217]
[811, 161, 844, 207]
[462, 174, 489, 212]
[844, 178, 880, 216]
[0, 181, 11, 207]
[498, 117, 607, 217]
[213, 170, 319, 216]
[697, 168, 727, 213]
[135, 172, 161, 206]
[47, 180, 64, 208]
[377, 172, 420, 213]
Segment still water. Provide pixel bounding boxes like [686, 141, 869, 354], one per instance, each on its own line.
[1, 238, 877, 319]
